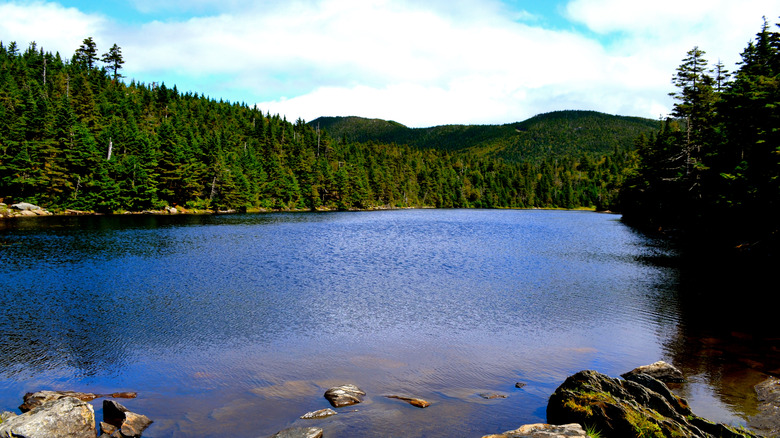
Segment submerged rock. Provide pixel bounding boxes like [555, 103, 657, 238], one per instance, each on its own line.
[385, 395, 431, 408]
[478, 393, 508, 399]
[483, 423, 587, 438]
[621, 360, 685, 383]
[300, 408, 337, 419]
[0, 396, 96, 438]
[271, 427, 323, 438]
[547, 370, 762, 438]
[324, 384, 365, 408]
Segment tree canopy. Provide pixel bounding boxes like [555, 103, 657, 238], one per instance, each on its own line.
[620, 18, 780, 255]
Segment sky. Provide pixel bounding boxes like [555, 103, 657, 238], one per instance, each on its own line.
[2, 0, 779, 127]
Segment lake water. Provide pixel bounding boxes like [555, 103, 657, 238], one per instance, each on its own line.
[0, 209, 776, 437]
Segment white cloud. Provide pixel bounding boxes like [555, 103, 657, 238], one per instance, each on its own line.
[3, 0, 778, 127]
[565, 0, 780, 66]
[0, 1, 107, 54]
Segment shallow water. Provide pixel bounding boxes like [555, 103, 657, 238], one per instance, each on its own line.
[0, 209, 775, 437]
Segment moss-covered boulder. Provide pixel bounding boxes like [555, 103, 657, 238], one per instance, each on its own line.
[547, 370, 761, 438]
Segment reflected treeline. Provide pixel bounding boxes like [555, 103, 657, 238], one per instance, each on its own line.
[648, 246, 780, 421]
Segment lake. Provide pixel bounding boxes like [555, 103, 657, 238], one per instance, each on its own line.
[0, 209, 776, 437]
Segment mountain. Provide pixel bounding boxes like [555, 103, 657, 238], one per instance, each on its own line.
[310, 110, 660, 162]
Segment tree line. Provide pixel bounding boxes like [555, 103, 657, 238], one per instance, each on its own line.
[0, 38, 637, 213]
[620, 18, 780, 253]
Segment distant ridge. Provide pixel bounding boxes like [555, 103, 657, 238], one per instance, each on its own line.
[310, 110, 660, 162]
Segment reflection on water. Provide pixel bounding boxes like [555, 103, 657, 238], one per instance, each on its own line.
[660, 254, 780, 426]
[0, 210, 771, 437]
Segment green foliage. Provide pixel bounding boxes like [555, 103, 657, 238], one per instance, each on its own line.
[583, 423, 603, 438]
[620, 18, 780, 253]
[0, 37, 639, 213]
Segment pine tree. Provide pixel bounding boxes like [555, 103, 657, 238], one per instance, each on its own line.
[74, 37, 98, 69]
[101, 44, 125, 80]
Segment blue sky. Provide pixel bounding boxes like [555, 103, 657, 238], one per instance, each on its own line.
[2, 0, 779, 127]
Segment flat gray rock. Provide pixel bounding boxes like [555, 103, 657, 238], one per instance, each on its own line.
[10, 202, 41, 211]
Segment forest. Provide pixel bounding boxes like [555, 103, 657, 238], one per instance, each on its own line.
[310, 110, 658, 161]
[619, 18, 780, 254]
[0, 37, 644, 214]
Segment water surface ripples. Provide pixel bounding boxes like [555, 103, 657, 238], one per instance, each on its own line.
[0, 209, 739, 437]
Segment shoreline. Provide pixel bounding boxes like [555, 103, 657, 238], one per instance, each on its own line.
[0, 202, 601, 220]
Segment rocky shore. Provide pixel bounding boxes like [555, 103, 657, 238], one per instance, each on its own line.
[0, 200, 422, 219]
[0, 391, 150, 438]
[0, 202, 212, 218]
[1, 365, 776, 437]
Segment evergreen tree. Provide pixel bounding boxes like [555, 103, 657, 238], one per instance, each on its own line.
[74, 37, 98, 69]
[101, 44, 124, 80]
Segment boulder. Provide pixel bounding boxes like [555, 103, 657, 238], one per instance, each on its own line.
[748, 376, 780, 437]
[270, 427, 323, 438]
[547, 370, 762, 438]
[483, 423, 587, 438]
[300, 408, 337, 419]
[385, 395, 431, 408]
[102, 400, 152, 438]
[0, 396, 96, 438]
[324, 384, 365, 408]
[10, 203, 41, 211]
[621, 361, 685, 383]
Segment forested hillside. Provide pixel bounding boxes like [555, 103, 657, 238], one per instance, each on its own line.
[1, 37, 639, 213]
[311, 110, 659, 161]
[620, 19, 780, 254]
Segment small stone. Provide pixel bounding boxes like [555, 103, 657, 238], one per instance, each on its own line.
[515, 382, 527, 389]
[300, 408, 337, 419]
[100, 421, 118, 435]
[324, 384, 365, 408]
